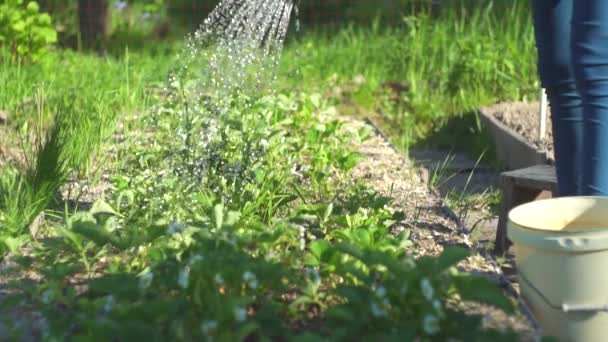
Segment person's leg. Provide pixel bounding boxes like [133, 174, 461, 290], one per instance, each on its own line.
[532, 0, 584, 196]
[572, 0, 608, 195]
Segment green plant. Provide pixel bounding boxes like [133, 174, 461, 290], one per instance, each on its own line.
[0, 3, 537, 338]
[280, 0, 536, 150]
[0, 0, 57, 62]
[0, 89, 516, 340]
[0, 93, 115, 257]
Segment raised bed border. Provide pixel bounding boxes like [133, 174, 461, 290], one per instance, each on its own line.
[478, 108, 548, 170]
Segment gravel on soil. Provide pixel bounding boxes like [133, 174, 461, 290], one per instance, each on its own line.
[338, 115, 538, 339]
[482, 101, 555, 162]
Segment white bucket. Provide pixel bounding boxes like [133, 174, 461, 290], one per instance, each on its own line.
[508, 196, 608, 342]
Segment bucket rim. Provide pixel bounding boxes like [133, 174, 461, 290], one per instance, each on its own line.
[508, 196, 608, 234]
[508, 196, 608, 252]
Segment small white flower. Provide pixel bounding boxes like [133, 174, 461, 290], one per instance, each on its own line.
[423, 314, 440, 335]
[178, 267, 190, 289]
[383, 297, 390, 307]
[214, 273, 225, 286]
[103, 295, 115, 315]
[290, 164, 300, 177]
[167, 222, 185, 235]
[370, 301, 386, 318]
[200, 320, 218, 335]
[243, 271, 258, 290]
[233, 306, 247, 322]
[403, 257, 416, 270]
[420, 278, 434, 301]
[307, 267, 321, 283]
[41, 289, 53, 305]
[188, 254, 204, 266]
[433, 299, 444, 317]
[114, 1, 127, 12]
[139, 270, 154, 289]
[375, 286, 387, 298]
[260, 139, 269, 151]
[298, 225, 306, 251]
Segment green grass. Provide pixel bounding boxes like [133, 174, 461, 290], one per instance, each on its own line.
[1, 84, 517, 341]
[0, 1, 540, 339]
[0, 44, 181, 253]
[0, 45, 179, 127]
[280, 0, 538, 157]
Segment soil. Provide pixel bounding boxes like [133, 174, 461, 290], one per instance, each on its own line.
[482, 102, 555, 162]
[339, 116, 538, 339]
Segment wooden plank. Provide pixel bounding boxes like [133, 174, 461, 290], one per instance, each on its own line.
[495, 181, 514, 255]
[495, 185, 550, 255]
[495, 165, 557, 254]
[501, 165, 557, 193]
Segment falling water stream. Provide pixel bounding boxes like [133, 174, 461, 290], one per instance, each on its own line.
[173, 0, 296, 108]
[163, 0, 299, 187]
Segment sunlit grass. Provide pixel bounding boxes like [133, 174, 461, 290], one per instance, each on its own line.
[280, 0, 537, 152]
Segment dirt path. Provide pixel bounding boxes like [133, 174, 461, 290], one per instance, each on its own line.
[340, 116, 538, 339]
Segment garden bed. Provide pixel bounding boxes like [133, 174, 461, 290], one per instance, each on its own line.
[0, 102, 536, 340]
[481, 102, 555, 167]
[323, 115, 536, 337]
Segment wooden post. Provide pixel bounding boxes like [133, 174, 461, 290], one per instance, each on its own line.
[78, 0, 109, 54]
[538, 88, 548, 142]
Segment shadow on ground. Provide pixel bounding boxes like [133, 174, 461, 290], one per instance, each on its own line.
[409, 110, 504, 197]
[406, 110, 506, 244]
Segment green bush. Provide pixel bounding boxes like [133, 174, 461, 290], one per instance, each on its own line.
[0, 0, 57, 62]
[37, 0, 78, 47]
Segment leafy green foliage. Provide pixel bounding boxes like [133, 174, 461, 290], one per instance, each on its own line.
[280, 0, 536, 155]
[0, 89, 518, 340]
[0, 0, 57, 62]
[0, 95, 115, 257]
[0, 3, 532, 338]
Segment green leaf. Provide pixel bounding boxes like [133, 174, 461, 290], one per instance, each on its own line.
[26, 1, 39, 13]
[452, 274, 514, 313]
[1, 234, 29, 253]
[333, 242, 364, 260]
[72, 221, 123, 248]
[305, 240, 331, 266]
[88, 273, 140, 299]
[322, 202, 333, 223]
[90, 199, 123, 218]
[117, 189, 135, 208]
[37, 13, 51, 26]
[338, 152, 363, 171]
[56, 226, 83, 249]
[291, 333, 328, 342]
[236, 322, 261, 341]
[12, 20, 25, 32]
[214, 203, 224, 229]
[435, 247, 469, 272]
[225, 210, 241, 226]
[309, 93, 322, 108]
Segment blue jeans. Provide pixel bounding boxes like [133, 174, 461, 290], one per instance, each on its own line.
[532, 0, 608, 196]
